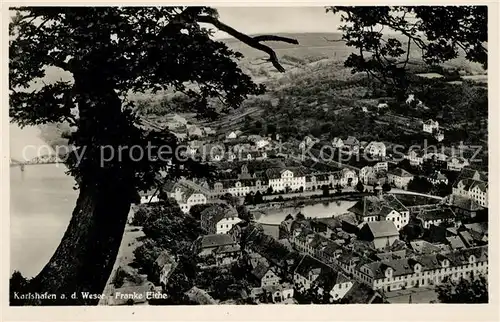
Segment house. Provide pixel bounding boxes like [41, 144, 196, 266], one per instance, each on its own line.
[266, 167, 306, 192]
[343, 136, 360, 154]
[423, 119, 439, 133]
[365, 141, 386, 158]
[251, 262, 280, 288]
[226, 130, 243, 139]
[262, 283, 294, 303]
[185, 287, 217, 305]
[348, 194, 410, 229]
[452, 168, 488, 207]
[314, 269, 353, 302]
[214, 243, 242, 266]
[359, 221, 400, 250]
[434, 130, 445, 142]
[255, 138, 271, 149]
[446, 236, 467, 250]
[407, 149, 425, 166]
[332, 137, 344, 149]
[299, 135, 319, 150]
[293, 255, 328, 291]
[194, 234, 237, 257]
[427, 171, 448, 185]
[200, 204, 241, 234]
[387, 167, 414, 189]
[139, 189, 160, 204]
[356, 246, 488, 292]
[342, 281, 383, 304]
[416, 207, 456, 229]
[359, 166, 375, 185]
[155, 251, 178, 288]
[447, 156, 470, 171]
[167, 182, 208, 213]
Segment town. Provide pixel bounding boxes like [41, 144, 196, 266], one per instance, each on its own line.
[100, 110, 488, 305]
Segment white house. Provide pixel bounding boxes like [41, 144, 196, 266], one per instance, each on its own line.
[139, 189, 160, 204]
[377, 102, 389, 109]
[447, 156, 470, 171]
[355, 246, 488, 292]
[226, 130, 242, 139]
[434, 130, 445, 142]
[365, 141, 386, 158]
[266, 168, 306, 192]
[200, 204, 242, 234]
[255, 138, 270, 149]
[407, 150, 424, 166]
[452, 169, 488, 207]
[168, 181, 209, 213]
[387, 168, 414, 190]
[423, 119, 439, 133]
[332, 137, 344, 148]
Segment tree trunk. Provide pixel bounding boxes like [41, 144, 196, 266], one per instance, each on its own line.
[26, 72, 136, 305]
[28, 181, 132, 305]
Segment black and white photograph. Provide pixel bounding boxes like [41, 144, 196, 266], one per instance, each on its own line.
[7, 5, 491, 309]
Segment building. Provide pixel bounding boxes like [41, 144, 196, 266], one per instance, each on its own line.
[355, 246, 488, 292]
[434, 130, 445, 142]
[226, 130, 243, 139]
[416, 207, 456, 229]
[194, 233, 238, 256]
[387, 167, 414, 190]
[452, 169, 488, 207]
[427, 171, 448, 185]
[332, 137, 344, 149]
[252, 262, 280, 288]
[344, 136, 360, 154]
[185, 287, 217, 305]
[155, 251, 178, 288]
[443, 194, 483, 219]
[423, 119, 439, 133]
[359, 221, 400, 250]
[348, 194, 410, 230]
[262, 283, 294, 303]
[266, 167, 306, 192]
[407, 149, 425, 166]
[365, 142, 387, 158]
[139, 189, 160, 204]
[167, 182, 208, 213]
[200, 204, 242, 234]
[447, 156, 470, 171]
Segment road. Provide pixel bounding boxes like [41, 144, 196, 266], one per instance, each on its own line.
[389, 188, 443, 200]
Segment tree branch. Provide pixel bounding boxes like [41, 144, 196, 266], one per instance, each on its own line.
[253, 35, 298, 44]
[197, 15, 297, 72]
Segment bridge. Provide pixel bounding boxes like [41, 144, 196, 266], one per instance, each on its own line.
[10, 154, 66, 170]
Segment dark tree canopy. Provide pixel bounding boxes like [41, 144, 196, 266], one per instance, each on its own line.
[328, 6, 487, 94]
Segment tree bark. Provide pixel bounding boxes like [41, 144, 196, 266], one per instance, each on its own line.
[28, 182, 132, 305]
[26, 72, 136, 305]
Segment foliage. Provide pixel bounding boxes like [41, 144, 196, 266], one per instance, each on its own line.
[356, 181, 364, 193]
[437, 276, 488, 303]
[382, 182, 392, 192]
[10, 270, 30, 306]
[189, 203, 212, 220]
[407, 176, 434, 193]
[112, 266, 128, 288]
[328, 6, 487, 95]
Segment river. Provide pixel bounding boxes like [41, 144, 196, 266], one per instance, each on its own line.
[10, 124, 77, 278]
[254, 200, 356, 224]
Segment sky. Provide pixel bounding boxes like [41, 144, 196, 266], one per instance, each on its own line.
[212, 7, 342, 38]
